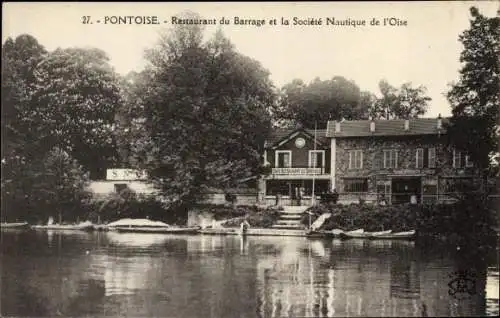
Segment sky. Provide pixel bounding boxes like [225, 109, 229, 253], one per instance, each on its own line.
[3, 1, 499, 117]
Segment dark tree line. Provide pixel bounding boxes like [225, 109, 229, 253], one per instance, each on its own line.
[1, 7, 497, 222]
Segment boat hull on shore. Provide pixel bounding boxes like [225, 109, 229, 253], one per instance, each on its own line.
[369, 230, 416, 240]
[339, 229, 415, 240]
[1, 222, 30, 230]
[32, 224, 95, 231]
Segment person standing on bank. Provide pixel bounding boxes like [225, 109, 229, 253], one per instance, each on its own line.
[240, 218, 250, 236]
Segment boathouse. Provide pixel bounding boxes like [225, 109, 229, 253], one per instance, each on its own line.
[258, 117, 482, 205]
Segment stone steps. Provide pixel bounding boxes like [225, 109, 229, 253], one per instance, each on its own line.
[271, 224, 305, 230]
[276, 219, 302, 225]
[272, 205, 309, 230]
[279, 206, 310, 214]
[279, 214, 302, 220]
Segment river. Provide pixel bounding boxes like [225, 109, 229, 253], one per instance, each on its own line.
[1, 230, 498, 317]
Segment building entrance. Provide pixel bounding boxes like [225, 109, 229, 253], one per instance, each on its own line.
[391, 177, 421, 204]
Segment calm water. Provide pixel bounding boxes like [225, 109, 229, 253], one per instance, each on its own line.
[1, 230, 498, 317]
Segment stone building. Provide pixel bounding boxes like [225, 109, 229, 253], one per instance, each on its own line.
[259, 117, 481, 205]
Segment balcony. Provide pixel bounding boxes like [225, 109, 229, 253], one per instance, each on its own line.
[271, 167, 327, 175]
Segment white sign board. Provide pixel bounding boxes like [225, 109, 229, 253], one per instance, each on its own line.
[106, 169, 147, 181]
[272, 168, 323, 175]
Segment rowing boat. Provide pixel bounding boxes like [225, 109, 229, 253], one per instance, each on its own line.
[32, 221, 94, 231]
[341, 229, 393, 239]
[1, 222, 30, 229]
[371, 230, 416, 240]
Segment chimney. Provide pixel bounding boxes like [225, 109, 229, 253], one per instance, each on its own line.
[335, 121, 341, 133]
[370, 119, 375, 132]
[404, 119, 410, 131]
[437, 114, 442, 130]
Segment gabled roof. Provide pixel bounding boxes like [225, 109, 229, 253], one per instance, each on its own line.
[266, 128, 328, 149]
[326, 118, 449, 138]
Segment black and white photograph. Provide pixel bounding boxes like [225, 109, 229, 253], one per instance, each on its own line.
[1, 2, 499, 317]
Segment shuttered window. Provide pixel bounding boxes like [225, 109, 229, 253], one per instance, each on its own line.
[428, 148, 436, 168]
[383, 150, 398, 168]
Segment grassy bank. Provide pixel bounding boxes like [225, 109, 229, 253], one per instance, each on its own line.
[302, 195, 497, 248]
[190, 204, 282, 228]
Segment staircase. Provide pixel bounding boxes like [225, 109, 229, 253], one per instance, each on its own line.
[272, 206, 310, 230]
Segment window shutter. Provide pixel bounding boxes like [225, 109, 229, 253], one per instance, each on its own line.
[373, 153, 380, 169]
[423, 148, 429, 168]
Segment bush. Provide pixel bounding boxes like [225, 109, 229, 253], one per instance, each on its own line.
[87, 193, 180, 224]
[300, 197, 496, 246]
[192, 203, 282, 228]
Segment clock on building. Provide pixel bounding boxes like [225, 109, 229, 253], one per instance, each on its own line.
[295, 137, 305, 148]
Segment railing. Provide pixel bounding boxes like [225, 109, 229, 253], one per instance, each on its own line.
[271, 167, 326, 175]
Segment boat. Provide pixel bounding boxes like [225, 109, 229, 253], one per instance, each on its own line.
[32, 221, 94, 231]
[1, 222, 30, 230]
[339, 228, 365, 239]
[340, 229, 393, 239]
[309, 213, 332, 231]
[107, 218, 199, 234]
[371, 230, 416, 240]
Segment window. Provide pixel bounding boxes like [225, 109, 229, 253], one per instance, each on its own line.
[344, 178, 368, 193]
[348, 150, 363, 169]
[416, 148, 424, 169]
[383, 150, 398, 168]
[428, 148, 436, 168]
[309, 150, 325, 168]
[453, 150, 462, 168]
[453, 150, 473, 168]
[275, 150, 291, 168]
[465, 155, 473, 168]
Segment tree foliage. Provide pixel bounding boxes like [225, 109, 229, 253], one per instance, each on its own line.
[275, 77, 371, 128]
[1, 34, 122, 220]
[446, 7, 499, 176]
[2, 147, 91, 223]
[131, 14, 275, 208]
[2, 35, 47, 165]
[32, 47, 123, 179]
[370, 80, 431, 120]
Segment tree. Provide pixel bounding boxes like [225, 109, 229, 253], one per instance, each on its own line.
[275, 76, 371, 128]
[1, 35, 47, 170]
[370, 80, 431, 119]
[115, 71, 149, 165]
[32, 47, 123, 179]
[134, 14, 275, 209]
[1, 35, 49, 221]
[446, 7, 499, 193]
[2, 147, 91, 223]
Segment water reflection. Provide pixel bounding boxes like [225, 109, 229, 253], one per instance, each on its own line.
[1, 231, 498, 317]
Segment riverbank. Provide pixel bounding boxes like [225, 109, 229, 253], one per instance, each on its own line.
[302, 196, 498, 248]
